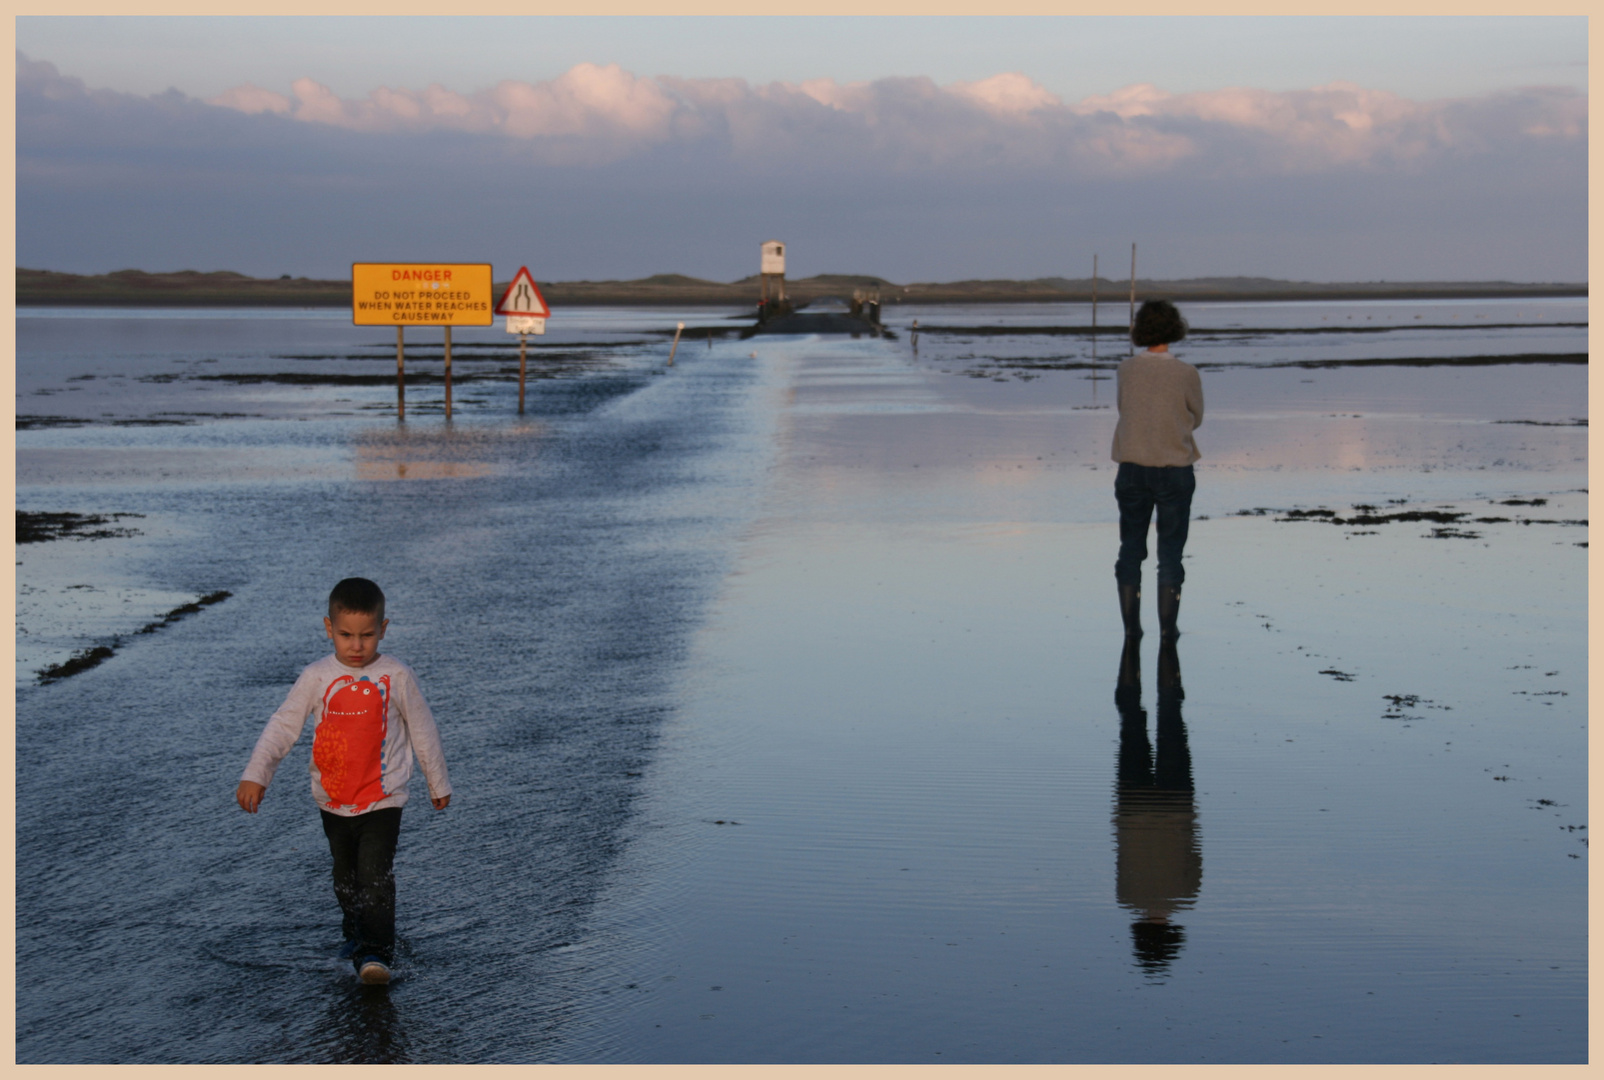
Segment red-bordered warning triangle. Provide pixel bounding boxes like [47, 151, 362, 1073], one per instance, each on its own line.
[495, 267, 551, 317]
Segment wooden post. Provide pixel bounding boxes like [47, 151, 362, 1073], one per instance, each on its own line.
[1091, 254, 1100, 399]
[443, 325, 453, 420]
[396, 325, 405, 421]
[667, 321, 684, 367]
[518, 333, 527, 415]
[1128, 242, 1137, 338]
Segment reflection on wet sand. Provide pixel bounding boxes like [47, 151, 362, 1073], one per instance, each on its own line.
[354, 459, 494, 481]
[352, 422, 544, 481]
[1114, 637, 1200, 977]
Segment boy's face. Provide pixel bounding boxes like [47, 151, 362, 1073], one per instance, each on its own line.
[325, 608, 388, 668]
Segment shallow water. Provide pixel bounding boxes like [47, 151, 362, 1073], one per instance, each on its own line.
[14, 302, 1586, 1062]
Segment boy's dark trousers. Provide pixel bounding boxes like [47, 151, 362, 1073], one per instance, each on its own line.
[320, 807, 402, 968]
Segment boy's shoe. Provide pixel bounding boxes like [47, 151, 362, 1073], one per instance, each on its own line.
[358, 957, 391, 985]
[336, 939, 362, 961]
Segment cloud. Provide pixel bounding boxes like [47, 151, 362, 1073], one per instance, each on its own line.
[949, 72, 1061, 115]
[196, 62, 681, 162]
[15, 52, 1588, 283]
[18, 52, 87, 101]
[1068, 79, 1587, 173]
[189, 60, 1586, 178]
[210, 83, 292, 115]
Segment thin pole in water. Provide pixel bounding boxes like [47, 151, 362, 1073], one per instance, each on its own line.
[518, 333, 527, 415]
[1128, 242, 1137, 339]
[396, 326, 405, 421]
[444, 326, 453, 420]
[1091, 253, 1099, 399]
[668, 321, 684, 367]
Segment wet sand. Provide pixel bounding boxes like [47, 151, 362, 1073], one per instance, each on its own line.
[572, 329, 1586, 1062]
[14, 304, 1586, 1063]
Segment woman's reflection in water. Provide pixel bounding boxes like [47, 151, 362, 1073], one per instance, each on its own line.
[1114, 637, 1200, 978]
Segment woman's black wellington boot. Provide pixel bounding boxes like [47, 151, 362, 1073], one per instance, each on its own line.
[1158, 584, 1182, 639]
[1118, 583, 1143, 638]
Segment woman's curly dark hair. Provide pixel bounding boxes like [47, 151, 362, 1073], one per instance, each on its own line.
[1131, 299, 1188, 349]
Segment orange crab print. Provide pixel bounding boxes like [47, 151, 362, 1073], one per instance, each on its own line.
[313, 674, 390, 812]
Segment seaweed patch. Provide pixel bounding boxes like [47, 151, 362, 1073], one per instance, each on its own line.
[17, 511, 145, 544]
[135, 590, 233, 634]
[1271, 507, 1468, 526]
[35, 590, 232, 685]
[1381, 693, 1450, 721]
[1237, 503, 1586, 537]
[16, 415, 91, 430]
[35, 646, 118, 684]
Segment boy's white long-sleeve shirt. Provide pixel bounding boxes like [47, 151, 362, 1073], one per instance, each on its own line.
[241, 653, 452, 816]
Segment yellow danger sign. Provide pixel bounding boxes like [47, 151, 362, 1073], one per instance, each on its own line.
[351, 263, 494, 326]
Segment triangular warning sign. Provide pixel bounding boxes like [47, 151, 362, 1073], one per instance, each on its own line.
[495, 267, 551, 317]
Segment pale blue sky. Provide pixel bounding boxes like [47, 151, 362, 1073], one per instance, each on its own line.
[17, 16, 1587, 103]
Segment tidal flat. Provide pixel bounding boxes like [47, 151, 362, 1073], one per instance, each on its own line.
[14, 299, 1586, 1063]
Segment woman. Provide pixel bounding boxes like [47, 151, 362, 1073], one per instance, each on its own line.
[1111, 299, 1203, 639]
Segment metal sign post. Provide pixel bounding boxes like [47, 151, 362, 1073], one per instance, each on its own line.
[443, 326, 453, 419]
[495, 268, 553, 416]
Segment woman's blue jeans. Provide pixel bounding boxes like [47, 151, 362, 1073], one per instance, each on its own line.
[1115, 462, 1195, 588]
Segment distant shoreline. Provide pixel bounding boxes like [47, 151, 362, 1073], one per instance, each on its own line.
[16, 267, 1587, 308]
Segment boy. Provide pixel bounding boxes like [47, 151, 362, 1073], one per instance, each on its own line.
[237, 577, 452, 985]
[1111, 299, 1203, 640]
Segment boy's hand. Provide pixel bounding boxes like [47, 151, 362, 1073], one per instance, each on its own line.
[432, 794, 451, 810]
[236, 781, 266, 813]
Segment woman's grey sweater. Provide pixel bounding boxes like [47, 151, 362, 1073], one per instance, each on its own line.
[1111, 349, 1204, 467]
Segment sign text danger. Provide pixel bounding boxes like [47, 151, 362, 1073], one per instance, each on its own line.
[351, 263, 494, 326]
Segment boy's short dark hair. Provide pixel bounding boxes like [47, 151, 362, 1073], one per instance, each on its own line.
[1131, 299, 1188, 349]
[329, 577, 386, 622]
